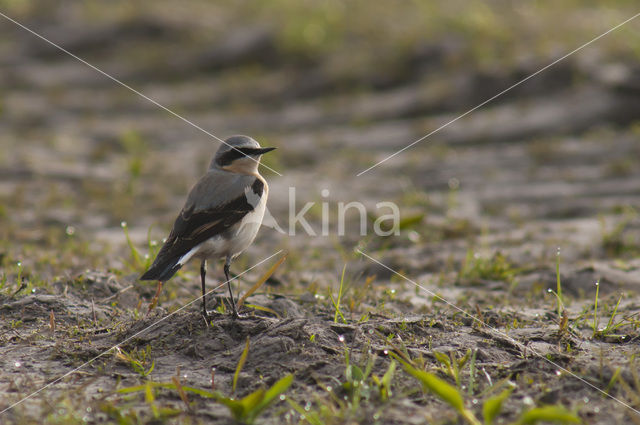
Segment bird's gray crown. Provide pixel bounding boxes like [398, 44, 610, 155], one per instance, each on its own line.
[211, 135, 261, 168]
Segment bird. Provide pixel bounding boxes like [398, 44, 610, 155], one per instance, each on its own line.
[140, 135, 276, 318]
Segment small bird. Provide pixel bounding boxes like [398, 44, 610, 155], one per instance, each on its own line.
[140, 135, 276, 318]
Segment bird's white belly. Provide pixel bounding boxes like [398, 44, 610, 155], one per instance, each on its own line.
[179, 190, 267, 265]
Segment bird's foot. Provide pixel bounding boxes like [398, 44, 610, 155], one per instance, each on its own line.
[201, 308, 221, 325]
[231, 310, 245, 320]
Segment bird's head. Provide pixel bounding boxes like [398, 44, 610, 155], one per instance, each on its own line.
[211, 135, 276, 175]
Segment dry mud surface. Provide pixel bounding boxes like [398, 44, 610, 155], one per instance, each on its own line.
[1, 4, 640, 425]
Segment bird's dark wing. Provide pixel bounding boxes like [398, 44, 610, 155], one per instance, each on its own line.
[140, 178, 263, 281]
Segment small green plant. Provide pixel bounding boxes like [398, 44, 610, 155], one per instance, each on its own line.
[371, 360, 396, 402]
[483, 387, 514, 425]
[590, 285, 627, 339]
[397, 355, 481, 425]
[459, 250, 520, 286]
[215, 375, 294, 424]
[433, 349, 472, 388]
[114, 346, 155, 377]
[121, 222, 160, 273]
[599, 208, 640, 257]
[395, 354, 580, 425]
[341, 343, 375, 409]
[290, 345, 391, 424]
[330, 264, 348, 324]
[118, 375, 293, 424]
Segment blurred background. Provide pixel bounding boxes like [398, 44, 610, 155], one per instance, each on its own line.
[0, 0, 639, 297]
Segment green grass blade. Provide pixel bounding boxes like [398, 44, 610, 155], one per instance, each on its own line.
[482, 387, 513, 425]
[233, 337, 250, 394]
[239, 389, 266, 420]
[398, 357, 481, 425]
[380, 360, 396, 400]
[556, 249, 563, 315]
[248, 374, 294, 422]
[402, 361, 463, 411]
[121, 221, 142, 269]
[604, 294, 623, 335]
[287, 398, 323, 425]
[333, 264, 347, 323]
[516, 405, 580, 424]
[592, 280, 600, 338]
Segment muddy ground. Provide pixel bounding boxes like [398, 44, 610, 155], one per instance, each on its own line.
[1, 2, 640, 425]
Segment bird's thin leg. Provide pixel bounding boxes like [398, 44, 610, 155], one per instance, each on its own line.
[224, 256, 239, 318]
[200, 259, 208, 318]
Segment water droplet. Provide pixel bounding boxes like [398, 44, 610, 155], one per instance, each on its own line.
[472, 399, 478, 405]
[144, 254, 150, 259]
[16, 261, 21, 267]
[150, 240, 158, 246]
[373, 414, 380, 420]
[594, 407, 600, 413]
[556, 370, 561, 376]
[326, 386, 332, 392]
[595, 281, 599, 286]
[31, 289, 36, 293]
[314, 294, 320, 299]
[321, 189, 330, 197]
[300, 415, 306, 420]
[583, 397, 589, 403]
[304, 402, 311, 411]
[83, 415, 89, 422]
[556, 247, 561, 255]
[368, 329, 374, 334]
[390, 289, 396, 294]
[120, 221, 127, 228]
[383, 350, 388, 355]
[279, 395, 286, 400]
[86, 407, 92, 413]
[523, 396, 534, 406]
[14, 361, 21, 368]
[338, 335, 345, 342]
[547, 288, 552, 293]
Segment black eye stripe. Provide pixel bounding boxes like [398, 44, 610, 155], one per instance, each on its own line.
[216, 148, 261, 166]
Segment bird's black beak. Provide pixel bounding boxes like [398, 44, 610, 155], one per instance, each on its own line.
[252, 147, 276, 155]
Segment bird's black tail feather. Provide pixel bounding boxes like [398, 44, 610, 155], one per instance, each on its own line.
[140, 259, 182, 282]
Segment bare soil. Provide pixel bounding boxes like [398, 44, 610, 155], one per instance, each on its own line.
[1, 3, 640, 424]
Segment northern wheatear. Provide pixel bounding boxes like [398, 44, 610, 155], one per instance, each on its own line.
[140, 135, 276, 318]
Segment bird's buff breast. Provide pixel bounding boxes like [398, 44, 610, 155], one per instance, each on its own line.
[194, 189, 267, 260]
